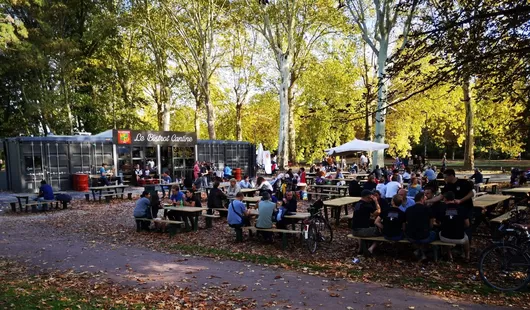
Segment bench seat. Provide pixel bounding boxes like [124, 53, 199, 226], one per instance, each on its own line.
[347, 234, 455, 261]
[244, 226, 301, 250]
[490, 206, 527, 224]
[135, 218, 184, 236]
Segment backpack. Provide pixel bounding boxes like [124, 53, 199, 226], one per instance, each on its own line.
[315, 177, 325, 185]
[55, 193, 72, 202]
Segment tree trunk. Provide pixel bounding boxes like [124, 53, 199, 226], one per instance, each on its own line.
[364, 98, 372, 141]
[201, 58, 216, 139]
[372, 44, 388, 168]
[236, 98, 243, 141]
[62, 76, 73, 135]
[288, 83, 296, 164]
[161, 85, 171, 131]
[463, 77, 474, 170]
[277, 53, 291, 169]
[194, 96, 201, 138]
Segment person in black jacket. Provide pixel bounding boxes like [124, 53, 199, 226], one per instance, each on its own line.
[207, 181, 227, 214]
[348, 176, 363, 197]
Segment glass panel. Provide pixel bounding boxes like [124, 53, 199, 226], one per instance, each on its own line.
[24, 155, 42, 173]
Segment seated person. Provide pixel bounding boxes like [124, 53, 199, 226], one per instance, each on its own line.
[276, 190, 298, 229]
[437, 191, 470, 261]
[255, 192, 276, 242]
[373, 190, 390, 213]
[134, 164, 142, 182]
[348, 177, 363, 197]
[375, 195, 406, 241]
[351, 190, 381, 253]
[207, 181, 228, 214]
[424, 187, 445, 231]
[160, 171, 172, 198]
[182, 190, 202, 229]
[35, 180, 54, 210]
[363, 175, 377, 191]
[142, 166, 151, 179]
[407, 177, 422, 197]
[256, 177, 273, 196]
[239, 175, 253, 189]
[149, 189, 161, 219]
[167, 186, 185, 221]
[227, 192, 250, 228]
[405, 192, 436, 261]
[375, 177, 387, 197]
[227, 178, 241, 197]
[99, 163, 110, 186]
[133, 191, 152, 230]
[398, 189, 415, 212]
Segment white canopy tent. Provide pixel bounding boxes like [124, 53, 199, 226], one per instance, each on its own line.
[326, 139, 389, 156]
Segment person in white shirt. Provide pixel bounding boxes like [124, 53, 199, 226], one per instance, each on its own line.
[360, 154, 368, 170]
[402, 168, 412, 184]
[384, 176, 402, 202]
[375, 176, 387, 198]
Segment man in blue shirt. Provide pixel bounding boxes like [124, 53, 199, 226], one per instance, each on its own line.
[227, 192, 249, 227]
[398, 189, 416, 212]
[160, 171, 172, 198]
[424, 166, 436, 182]
[35, 180, 54, 211]
[469, 168, 483, 184]
[99, 163, 110, 186]
[223, 165, 232, 179]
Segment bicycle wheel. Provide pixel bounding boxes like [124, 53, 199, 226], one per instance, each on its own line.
[306, 223, 318, 254]
[314, 215, 333, 244]
[479, 243, 530, 291]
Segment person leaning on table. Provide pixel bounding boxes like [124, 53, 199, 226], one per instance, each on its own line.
[133, 191, 152, 231]
[351, 190, 381, 254]
[255, 191, 276, 243]
[227, 192, 250, 228]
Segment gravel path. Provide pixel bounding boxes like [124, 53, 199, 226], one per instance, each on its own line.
[0, 215, 506, 310]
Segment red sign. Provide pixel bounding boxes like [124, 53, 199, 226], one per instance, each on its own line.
[117, 130, 132, 144]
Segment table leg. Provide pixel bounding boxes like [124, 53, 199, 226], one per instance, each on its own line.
[334, 207, 340, 226]
[17, 198, 23, 212]
[92, 190, 96, 201]
[323, 205, 329, 222]
[194, 215, 199, 232]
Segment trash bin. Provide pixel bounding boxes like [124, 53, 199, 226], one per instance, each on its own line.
[73, 173, 89, 191]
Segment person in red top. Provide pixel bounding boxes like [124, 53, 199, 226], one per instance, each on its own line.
[193, 161, 200, 180]
[299, 167, 306, 183]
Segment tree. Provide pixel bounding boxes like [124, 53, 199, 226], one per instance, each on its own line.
[344, 0, 419, 168]
[242, 0, 342, 167]
[162, 0, 229, 139]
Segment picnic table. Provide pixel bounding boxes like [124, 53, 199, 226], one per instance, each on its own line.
[242, 196, 262, 208]
[311, 184, 349, 196]
[501, 187, 530, 206]
[88, 184, 129, 201]
[239, 188, 258, 197]
[323, 196, 362, 226]
[248, 209, 310, 220]
[472, 194, 512, 228]
[163, 205, 209, 232]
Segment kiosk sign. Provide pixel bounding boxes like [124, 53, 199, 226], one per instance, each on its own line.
[113, 130, 196, 146]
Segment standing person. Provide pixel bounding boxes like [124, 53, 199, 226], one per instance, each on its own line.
[223, 164, 232, 180]
[436, 191, 471, 261]
[99, 163, 110, 186]
[299, 167, 307, 184]
[351, 190, 381, 253]
[373, 165, 382, 179]
[402, 168, 412, 184]
[428, 169, 475, 241]
[133, 191, 152, 231]
[375, 195, 406, 241]
[255, 192, 276, 242]
[441, 153, 447, 171]
[384, 176, 402, 203]
[160, 171, 172, 198]
[405, 193, 436, 261]
[193, 161, 200, 180]
[360, 153, 368, 171]
[134, 164, 142, 184]
[341, 157, 347, 170]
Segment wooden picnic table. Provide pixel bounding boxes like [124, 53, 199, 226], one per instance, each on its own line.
[239, 188, 258, 196]
[13, 193, 33, 210]
[323, 196, 362, 226]
[163, 205, 209, 232]
[89, 184, 129, 201]
[473, 194, 512, 209]
[311, 184, 349, 196]
[242, 196, 262, 208]
[501, 187, 530, 206]
[248, 209, 310, 220]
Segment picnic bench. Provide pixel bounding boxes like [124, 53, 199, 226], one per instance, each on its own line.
[312, 184, 349, 196]
[11, 192, 71, 212]
[347, 234, 455, 261]
[490, 206, 528, 224]
[163, 206, 208, 232]
[472, 194, 513, 230]
[244, 226, 301, 250]
[477, 183, 499, 194]
[324, 196, 362, 226]
[134, 218, 184, 236]
[87, 185, 129, 202]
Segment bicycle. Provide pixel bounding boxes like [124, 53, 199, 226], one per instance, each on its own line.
[478, 208, 530, 291]
[303, 199, 333, 253]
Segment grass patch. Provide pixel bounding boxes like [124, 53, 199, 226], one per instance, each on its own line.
[0, 279, 115, 310]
